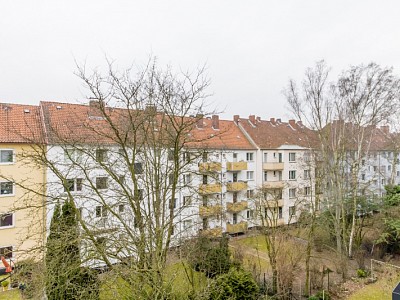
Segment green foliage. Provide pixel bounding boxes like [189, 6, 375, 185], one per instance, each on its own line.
[375, 218, 400, 254]
[12, 259, 44, 299]
[46, 200, 99, 299]
[383, 185, 400, 206]
[1, 280, 9, 287]
[190, 236, 233, 278]
[208, 268, 259, 300]
[357, 269, 367, 278]
[309, 290, 330, 300]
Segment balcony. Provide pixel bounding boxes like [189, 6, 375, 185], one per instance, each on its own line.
[227, 201, 248, 213]
[264, 199, 284, 208]
[200, 227, 223, 237]
[263, 162, 284, 170]
[199, 183, 222, 194]
[226, 161, 247, 171]
[199, 205, 223, 217]
[263, 181, 284, 189]
[199, 162, 222, 173]
[227, 181, 248, 191]
[226, 221, 248, 234]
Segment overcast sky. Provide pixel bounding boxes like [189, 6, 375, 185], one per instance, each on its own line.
[2, 0, 400, 120]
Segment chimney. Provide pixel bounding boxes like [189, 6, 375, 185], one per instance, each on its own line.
[249, 115, 256, 125]
[297, 121, 303, 127]
[270, 118, 275, 124]
[145, 104, 157, 116]
[196, 114, 204, 128]
[256, 116, 261, 122]
[233, 115, 239, 124]
[89, 100, 102, 109]
[212, 115, 219, 129]
[88, 100, 104, 118]
[380, 125, 390, 134]
[289, 119, 296, 127]
[276, 118, 281, 123]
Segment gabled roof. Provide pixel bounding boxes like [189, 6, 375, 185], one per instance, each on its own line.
[0, 103, 44, 144]
[40, 101, 255, 150]
[236, 116, 316, 149]
[188, 117, 255, 150]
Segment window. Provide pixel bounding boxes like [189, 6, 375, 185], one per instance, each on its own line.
[202, 218, 208, 230]
[95, 206, 107, 218]
[202, 196, 208, 206]
[388, 165, 392, 171]
[96, 177, 108, 189]
[182, 151, 191, 163]
[397, 171, 400, 177]
[172, 198, 177, 209]
[246, 152, 254, 161]
[118, 204, 124, 213]
[289, 152, 296, 162]
[289, 188, 296, 198]
[278, 207, 283, 219]
[289, 206, 296, 217]
[263, 171, 268, 181]
[373, 166, 377, 172]
[202, 175, 208, 184]
[304, 170, 311, 179]
[382, 179, 386, 185]
[183, 219, 192, 230]
[134, 162, 143, 174]
[361, 174, 365, 181]
[362, 159, 365, 166]
[0, 213, 13, 227]
[136, 189, 144, 200]
[183, 196, 191, 206]
[169, 174, 175, 185]
[263, 152, 268, 162]
[64, 178, 82, 192]
[246, 171, 254, 180]
[232, 213, 238, 224]
[0, 246, 12, 259]
[119, 175, 125, 185]
[289, 170, 296, 180]
[168, 149, 174, 161]
[0, 150, 13, 163]
[183, 174, 191, 185]
[96, 149, 107, 162]
[304, 151, 311, 162]
[246, 210, 254, 219]
[232, 192, 238, 203]
[247, 190, 254, 198]
[304, 186, 311, 196]
[233, 153, 237, 161]
[0, 182, 13, 196]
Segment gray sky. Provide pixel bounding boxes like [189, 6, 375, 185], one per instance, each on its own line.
[2, 0, 400, 120]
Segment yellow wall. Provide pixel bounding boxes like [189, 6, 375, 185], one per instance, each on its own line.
[0, 143, 46, 266]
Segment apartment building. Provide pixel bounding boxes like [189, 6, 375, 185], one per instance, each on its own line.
[235, 115, 317, 225]
[0, 103, 46, 267]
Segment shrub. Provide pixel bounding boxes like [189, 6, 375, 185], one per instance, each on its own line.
[209, 268, 259, 300]
[310, 290, 330, 300]
[357, 269, 367, 278]
[1, 280, 9, 288]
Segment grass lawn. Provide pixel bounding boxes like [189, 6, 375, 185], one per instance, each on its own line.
[0, 290, 22, 300]
[348, 274, 400, 300]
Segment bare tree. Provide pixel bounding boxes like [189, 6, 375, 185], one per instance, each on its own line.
[10, 59, 217, 299]
[285, 61, 400, 261]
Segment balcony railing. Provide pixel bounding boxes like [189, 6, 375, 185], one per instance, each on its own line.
[264, 199, 284, 208]
[226, 161, 248, 171]
[226, 221, 248, 234]
[199, 162, 222, 173]
[226, 201, 248, 213]
[226, 181, 248, 191]
[199, 205, 223, 217]
[262, 162, 284, 170]
[200, 227, 222, 237]
[199, 183, 222, 194]
[263, 181, 284, 189]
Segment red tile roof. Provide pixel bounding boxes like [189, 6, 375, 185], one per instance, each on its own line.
[0, 103, 44, 144]
[237, 116, 317, 149]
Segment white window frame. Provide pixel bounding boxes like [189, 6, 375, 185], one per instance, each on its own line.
[0, 149, 14, 164]
[0, 181, 14, 197]
[246, 171, 254, 181]
[289, 152, 296, 162]
[95, 206, 107, 218]
[64, 178, 83, 193]
[304, 169, 311, 180]
[289, 188, 296, 198]
[305, 186, 311, 196]
[96, 177, 108, 190]
[246, 152, 254, 162]
[289, 170, 296, 180]
[0, 213, 14, 228]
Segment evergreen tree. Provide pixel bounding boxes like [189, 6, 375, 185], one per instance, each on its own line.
[45, 199, 99, 299]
